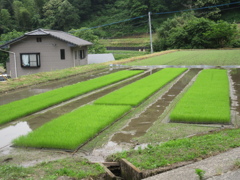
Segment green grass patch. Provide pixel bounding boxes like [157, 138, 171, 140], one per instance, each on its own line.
[13, 104, 131, 150]
[125, 50, 240, 66]
[109, 128, 240, 170]
[0, 164, 31, 180]
[94, 68, 187, 106]
[0, 63, 107, 93]
[107, 50, 149, 60]
[0, 70, 142, 125]
[170, 69, 230, 124]
[0, 157, 105, 180]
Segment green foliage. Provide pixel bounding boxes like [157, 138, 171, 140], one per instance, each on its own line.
[70, 28, 106, 53]
[154, 13, 239, 50]
[110, 128, 240, 170]
[0, 158, 105, 180]
[94, 68, 187, 106]
[13, 104, 131, 149]
[42, 0, 79, 31]
[0, 165, 30, 179]
[0, 0, 238, 37]
[195, 168, 206, 180]
[170, 69, 230, 124]
[203, 20, 239, 48]
[0, 70, 143, 125]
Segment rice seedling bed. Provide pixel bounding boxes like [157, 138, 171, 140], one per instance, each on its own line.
[94, 68, 187, 106]
[13, 104, 132, 150]
[170, 69, 230, 124]
[0, 70, 143, 125]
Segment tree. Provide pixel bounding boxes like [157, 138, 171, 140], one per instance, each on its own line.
[0, 9, 12, 33]
[153, 13, 238, 51]
[43, 0, 80, 31]
[70, 28, 106, 54]
[0, 30, 24, 69]
[203, 20, 238, 47]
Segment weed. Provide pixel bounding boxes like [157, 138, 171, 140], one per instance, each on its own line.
[195, 168, 206, 180]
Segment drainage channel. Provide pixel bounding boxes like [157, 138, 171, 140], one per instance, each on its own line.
[229, 68, 240, 127]
[111, 68, 202, 144]
[0, 69, 157, 151]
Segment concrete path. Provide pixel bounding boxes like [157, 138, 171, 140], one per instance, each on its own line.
[143, 147, 240, 180]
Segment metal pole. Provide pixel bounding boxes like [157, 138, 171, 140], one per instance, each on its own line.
[0, 49, 18, 78]
[148, 12, 153, 54]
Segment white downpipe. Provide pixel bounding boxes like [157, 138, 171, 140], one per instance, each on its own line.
[0, 49, 18, 78]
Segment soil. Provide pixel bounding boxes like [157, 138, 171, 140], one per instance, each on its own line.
[111, 69, 202, 143]
[1, 67, 240, 180]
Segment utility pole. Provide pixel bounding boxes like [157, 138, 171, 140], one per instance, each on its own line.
[148, 12, 153, 54]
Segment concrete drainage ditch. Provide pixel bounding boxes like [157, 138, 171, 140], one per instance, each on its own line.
[101, 158, 194, 180]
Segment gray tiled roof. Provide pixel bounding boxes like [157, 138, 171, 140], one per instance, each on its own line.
[0, 29, 92, 48]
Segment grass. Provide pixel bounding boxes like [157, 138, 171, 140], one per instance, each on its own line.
[0, 157, 105, 180]
[109, 128, 240, 170]
[125, 50, 240, 66]
[94, 68, 187, 106]
[0, 63, 107, 93]
[107, 50, 149, 60]
[100, 33, 156, 47]
[170, 69, 230, 124]
[13, 104, 131, 150]
[0, 70, 142, 125]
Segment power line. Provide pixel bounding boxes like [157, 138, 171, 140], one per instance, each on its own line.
[71, 1, 240, 33]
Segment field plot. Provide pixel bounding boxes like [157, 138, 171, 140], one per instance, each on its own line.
[125, 50, 240, 66]
[13, 104, 131, 150]
[94, 68, 187, 106]
[0, 70, 142, 125]
[170, 69, 230, 124]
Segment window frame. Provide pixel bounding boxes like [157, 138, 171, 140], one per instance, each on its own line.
[20, 53, 41, 68]
[36, 37, 42, 42]
[60, 49, 65, 60]
[79, 49, 85, 59]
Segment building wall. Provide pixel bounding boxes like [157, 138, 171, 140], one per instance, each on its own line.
[8, 35, 88, 78]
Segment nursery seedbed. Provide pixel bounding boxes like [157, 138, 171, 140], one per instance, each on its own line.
[0, 70, 143, 125]
[0, 70, 153, 149]
[94, 68, 187, 106]
[111, 69, 201, 143]
[0, 67, 116, 106]
[170, 69, 231, 124]
[13, 105, 132, 150]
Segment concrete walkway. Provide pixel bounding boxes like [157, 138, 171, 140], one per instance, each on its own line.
[143, 147, 240, 180]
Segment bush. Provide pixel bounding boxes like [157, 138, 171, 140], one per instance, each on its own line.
[154, 13, 239, 51]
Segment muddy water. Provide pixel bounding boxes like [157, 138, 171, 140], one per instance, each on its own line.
[111, 69, 202, 143]
[0, 68, 121, 105]
[0, 70, 153, 149]
[230, 68, 240, 116]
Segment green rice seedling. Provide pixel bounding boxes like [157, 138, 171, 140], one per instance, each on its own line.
[94, 68, 187, 106]
[0, 70, 142, 125]
[13, 104, 131, 150]
[170, 69, 230, 124]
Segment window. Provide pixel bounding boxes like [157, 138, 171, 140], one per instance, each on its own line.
[21, 53, 40, 67]
[60, 49, 65, 60]
[36, 37, 42, 42]
[75, 50, 77, 59]
[79, 49, 85, 59]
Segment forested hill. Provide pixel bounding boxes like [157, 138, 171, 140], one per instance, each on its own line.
[0, 0, 240, 37]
